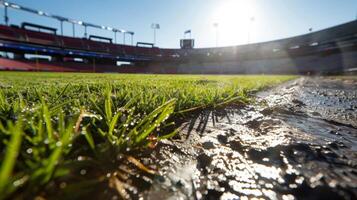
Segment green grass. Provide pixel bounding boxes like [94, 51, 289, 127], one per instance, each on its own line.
[0, 72, 295, 199]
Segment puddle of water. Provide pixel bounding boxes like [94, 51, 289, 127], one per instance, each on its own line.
[143, 77, 357, 200]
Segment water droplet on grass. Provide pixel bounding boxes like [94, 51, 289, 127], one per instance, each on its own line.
[77, 156, 85, 161]
[26, 148, 33, 154]
[59, 182, 67, 189]
[80, 169, 87, 175]
[56, 141, 62, 147]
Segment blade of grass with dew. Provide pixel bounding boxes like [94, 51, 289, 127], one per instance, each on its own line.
[0, 120, 23, 199]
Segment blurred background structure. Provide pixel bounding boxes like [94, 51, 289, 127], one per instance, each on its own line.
[0, 0, 356, 74]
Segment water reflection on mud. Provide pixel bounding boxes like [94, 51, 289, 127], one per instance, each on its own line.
[145, 77, 357, 200]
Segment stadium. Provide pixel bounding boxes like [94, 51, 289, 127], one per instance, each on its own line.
[0, 1, 356, 74]
[0, 1, 356, 200]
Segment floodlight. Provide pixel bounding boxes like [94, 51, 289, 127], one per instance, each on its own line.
[151, 23, 160, 29]
[10, 4, 19, 9]
[1, 0, 134, 45]
[151, 23, 160, 45]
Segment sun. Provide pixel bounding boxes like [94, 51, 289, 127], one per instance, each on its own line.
[212, 0, 257, 46]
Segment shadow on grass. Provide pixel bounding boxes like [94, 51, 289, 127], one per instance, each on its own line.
[179, 106, 242, 139]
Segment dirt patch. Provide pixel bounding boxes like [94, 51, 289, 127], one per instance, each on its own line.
[141, 77, 357, 200]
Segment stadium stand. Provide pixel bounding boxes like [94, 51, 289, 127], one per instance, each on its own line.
[0, 57, 74, 71]
[61, 36, 85, 50]
[0, 20, 356, 74]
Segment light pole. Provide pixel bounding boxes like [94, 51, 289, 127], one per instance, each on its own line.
[123, 32, 126, 44]
[129, 32, 134, 45]
[184, 30, 191, 39]
[84, 25, 88, 38]
[247, 17, 255, 44]
[213, 23, 219, 47]
[72, 22, 75, 37]
[59, 20, 64, 35]
[113, 30, 118, 43]
[3, 2, 8, 25]
[151, 23, 160, 46]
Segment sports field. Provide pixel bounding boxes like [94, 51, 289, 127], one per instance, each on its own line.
[0, 72, 294, 199]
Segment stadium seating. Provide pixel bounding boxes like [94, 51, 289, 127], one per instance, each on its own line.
[0, 25, 162, 60]
[61, 36, 85, 50]
[0, 20, 356, 73]
[107, 43, 124, 55]
[83, 39, 108, 53]
[0, 57, 74, 71]
[122, 45, 137, 55]
[24, 29, 59, 46]
[0, 25, 21, 41]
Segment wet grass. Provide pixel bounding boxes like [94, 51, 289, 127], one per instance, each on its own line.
[0, 72, 295, 199]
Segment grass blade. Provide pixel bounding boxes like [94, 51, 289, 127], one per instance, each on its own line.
[0, 120, 23, 198]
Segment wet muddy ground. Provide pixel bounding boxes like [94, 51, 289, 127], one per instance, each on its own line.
[126, 77, 357, 200]
[137, 77, 357, 200]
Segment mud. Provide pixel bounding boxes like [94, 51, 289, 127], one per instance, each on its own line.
[137, 77, 357, 200]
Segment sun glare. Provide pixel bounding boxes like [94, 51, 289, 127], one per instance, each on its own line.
[212, 0, 257, 46]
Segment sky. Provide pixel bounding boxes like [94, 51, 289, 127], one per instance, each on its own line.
[2, 0, 357, 48]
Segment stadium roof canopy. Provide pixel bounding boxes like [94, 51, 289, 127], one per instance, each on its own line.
[0, 0, 134, 35]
